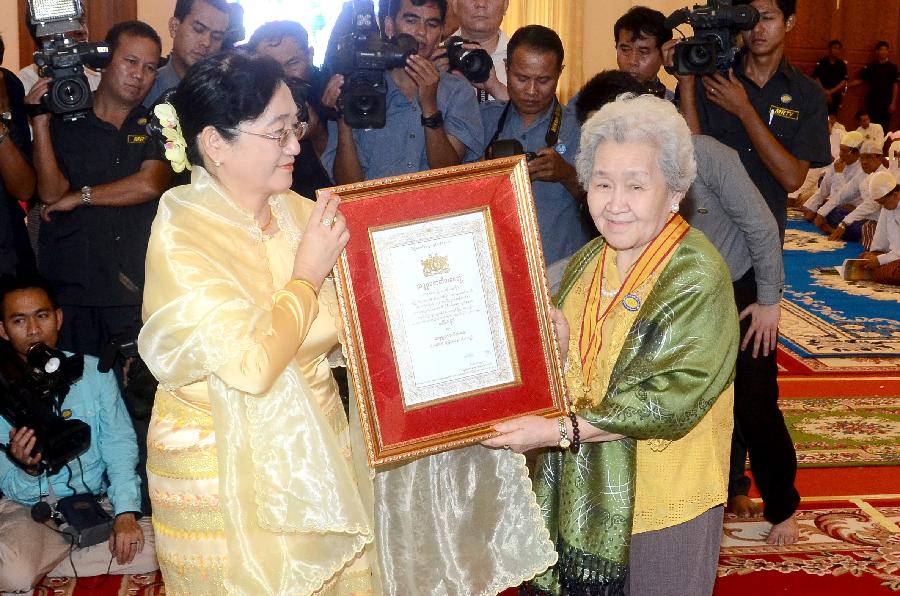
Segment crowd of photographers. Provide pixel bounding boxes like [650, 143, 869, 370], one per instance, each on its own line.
[0, 0, 897, 591]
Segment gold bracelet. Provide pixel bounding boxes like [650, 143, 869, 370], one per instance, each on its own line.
[289, 278, 319, 297]
[556, 416, 570, 449]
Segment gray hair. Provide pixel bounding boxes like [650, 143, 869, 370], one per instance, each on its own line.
[576, 94, 696, 195]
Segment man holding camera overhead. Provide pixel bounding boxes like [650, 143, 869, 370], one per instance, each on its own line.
[0, 276, 156, 593]
[27, 22, 170, 361]
[326, 0, 483, 184]
[669, 0, 830, 546]
[481, 25, 592, 265]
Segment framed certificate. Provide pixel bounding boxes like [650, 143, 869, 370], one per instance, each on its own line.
[323, 157, 567, 467]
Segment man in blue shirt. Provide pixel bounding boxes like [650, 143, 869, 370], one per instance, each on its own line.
[0, 277, 155, 592]
[481, 25, 593, 265]
[326, 0, 483, 183]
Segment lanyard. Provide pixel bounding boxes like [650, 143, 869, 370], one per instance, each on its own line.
[488, 97, 562, 150]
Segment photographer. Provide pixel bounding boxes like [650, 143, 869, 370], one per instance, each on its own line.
[246, 21, 333, 197]
[669, 0, 830, 546]
[27, 21, 169, 359]
[483, 25, 592, 265]
[0, 276, 156, 592]
[18, 16, 102, 95]
[326, 0, 483, 184]
[613, 6, 675, 100]
[438, 0, 510, 101]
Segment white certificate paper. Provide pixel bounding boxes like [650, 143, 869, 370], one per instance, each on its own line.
[371, 210, 517, 408]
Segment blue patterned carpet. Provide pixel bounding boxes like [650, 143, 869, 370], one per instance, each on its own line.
[779, 217, 900, 358]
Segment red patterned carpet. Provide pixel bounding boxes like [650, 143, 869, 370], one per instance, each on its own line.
[32, 572, 164, 595]
[715, 499, 900, 595]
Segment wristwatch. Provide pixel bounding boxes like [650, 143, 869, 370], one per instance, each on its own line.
[421, 110, 444, 129]
[556, 416, 571, 449]
[80, 185, 93, 206]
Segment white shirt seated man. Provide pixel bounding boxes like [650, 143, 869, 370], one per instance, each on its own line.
[803, 130, 864, 218]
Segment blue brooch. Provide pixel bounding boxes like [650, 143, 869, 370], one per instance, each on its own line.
[555, 142, 568, 155]
[622, 293, 641, 311]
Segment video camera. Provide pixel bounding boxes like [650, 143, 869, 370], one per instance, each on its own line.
[330, 0, 418, 129]
[98, 330, 157, 421]
[441, 36, 492, 84]
[27, 0, 112, 121]
[0, 343, 90, 476]
[665, 0, 759, 75]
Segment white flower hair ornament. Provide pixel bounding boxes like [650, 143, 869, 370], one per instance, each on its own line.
[154, 102, 192, 173]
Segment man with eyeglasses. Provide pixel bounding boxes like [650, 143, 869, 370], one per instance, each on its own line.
[144, 0, 230, 107]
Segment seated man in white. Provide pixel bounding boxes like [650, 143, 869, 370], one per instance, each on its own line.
[830, 166, 887, 243]
[803, 130, 864, 220]
[791, 117, 848, 207]
[814, 140, 883, 235]
[856, 110, 885, 146]
[860, 170, 900, 284]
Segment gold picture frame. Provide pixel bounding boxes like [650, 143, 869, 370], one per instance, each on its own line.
[322, 157, 566, 467]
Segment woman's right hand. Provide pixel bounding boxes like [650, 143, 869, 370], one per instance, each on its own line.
[293, 191, 350, 289]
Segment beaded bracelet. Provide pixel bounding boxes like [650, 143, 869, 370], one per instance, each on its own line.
[567, 411, 580, 453]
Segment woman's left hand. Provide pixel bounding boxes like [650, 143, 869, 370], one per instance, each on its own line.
[481, 415, 559, 453]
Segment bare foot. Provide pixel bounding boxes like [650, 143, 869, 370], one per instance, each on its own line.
[766, 515, 800, 546]
[727, 495, 762, 518]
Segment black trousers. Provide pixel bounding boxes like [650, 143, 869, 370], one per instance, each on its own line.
[727, 268, 800, 525]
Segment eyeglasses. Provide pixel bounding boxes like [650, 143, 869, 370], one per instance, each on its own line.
[238, 121, 309, 147]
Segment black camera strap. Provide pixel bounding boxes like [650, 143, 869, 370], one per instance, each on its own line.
[488, 97, 563, 152]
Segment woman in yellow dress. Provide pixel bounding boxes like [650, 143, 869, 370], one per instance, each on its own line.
[139, 53, 375, 594]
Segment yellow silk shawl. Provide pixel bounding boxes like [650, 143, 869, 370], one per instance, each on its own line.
[139, 167, 373, 594]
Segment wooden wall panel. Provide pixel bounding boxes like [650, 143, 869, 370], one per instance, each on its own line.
[785, 0, 900, 129]
[18, 0, 137, 72]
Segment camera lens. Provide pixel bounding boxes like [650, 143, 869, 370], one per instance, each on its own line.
[459, 51, 492, 84]
[686, 45, 712, 69]
[53, 78, 88, 108]
[353, 95, 376, 116]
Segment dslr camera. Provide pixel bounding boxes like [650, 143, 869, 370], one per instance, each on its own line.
[28, 0, 111, 121]
[0, 343, 90, 476]
[665, 0, 759, 75]
[330, 0, 418, 129]
[441, 36, 492, 84]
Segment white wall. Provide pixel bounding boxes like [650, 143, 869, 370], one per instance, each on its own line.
[138, 0, 176, 57]
[1, 1, 21, 71]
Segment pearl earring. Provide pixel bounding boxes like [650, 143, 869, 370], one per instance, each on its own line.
[671, 203, 679, 213]
[213, 160, 221, 167]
